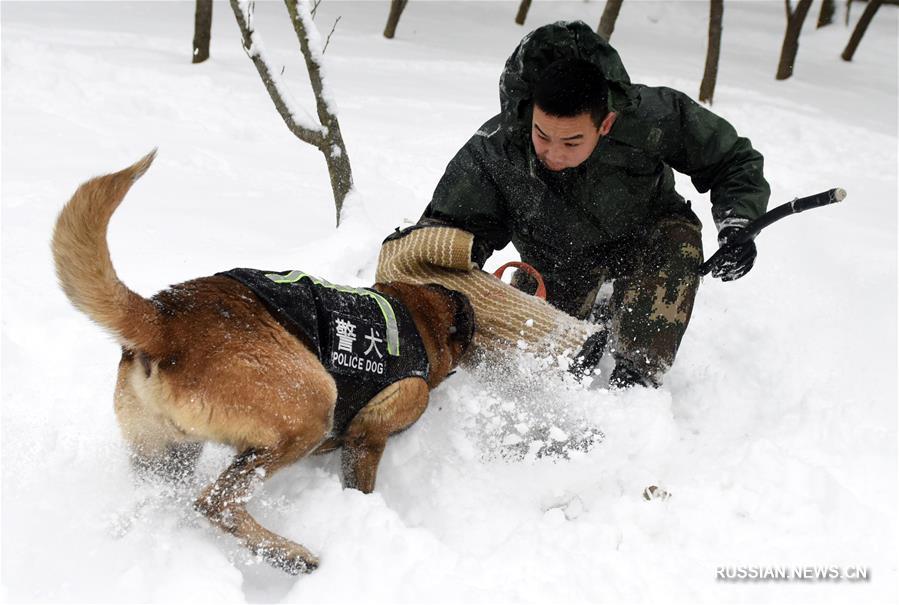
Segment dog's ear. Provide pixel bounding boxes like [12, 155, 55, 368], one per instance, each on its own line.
[425, 284, 476, 354]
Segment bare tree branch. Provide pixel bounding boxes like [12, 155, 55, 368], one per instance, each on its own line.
[598, 0, 624, 41]
[776, 0, 813, 79]
[322, 16, 341, 54]
[229, 0, 327, 148]
[515, 0, 532, 26]
[284, 0, 331, 137]
[699, 0, 724, 105]
[283, 0, 353, 224]
[192, 0, 213, 63]
[817, 0, 835, 28]
[842, 0, 884, 61]
[383, 0, 408, 39]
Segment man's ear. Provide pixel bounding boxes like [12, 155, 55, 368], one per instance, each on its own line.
[598, 111, 618, 136]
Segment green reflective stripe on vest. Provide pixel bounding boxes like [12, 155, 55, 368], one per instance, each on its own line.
[264, 270, 400, 356]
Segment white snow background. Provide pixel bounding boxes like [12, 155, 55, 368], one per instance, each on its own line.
[1, 1, 896, 603]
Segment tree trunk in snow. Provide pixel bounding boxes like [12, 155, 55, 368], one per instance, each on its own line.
[699, 0, 724, 105]
[383, 0, 408, 39]
[776, 0, 813, 80]
[817, 0, 835, 27]
[841, 0, 883, 60]
[192, 0, 213, 63]
[230, 0, 353, 226]
[515, 0, 532, 25]
[597, 0, 624, 41]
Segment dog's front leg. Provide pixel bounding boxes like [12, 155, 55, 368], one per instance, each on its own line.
[341, 437, 387, 493]
[341, 377, 430, 493]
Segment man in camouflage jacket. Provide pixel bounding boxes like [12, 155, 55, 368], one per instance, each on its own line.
[419, 21, 770, 388]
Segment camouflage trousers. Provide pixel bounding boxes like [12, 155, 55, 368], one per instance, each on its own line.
[515, 214, 703, 384]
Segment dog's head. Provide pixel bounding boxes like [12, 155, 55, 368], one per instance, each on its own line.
[425, 284, 476, 360]
[374, 281, 477, 377]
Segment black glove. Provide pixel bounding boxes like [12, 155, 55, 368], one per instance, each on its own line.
[705, 226, 757, 281]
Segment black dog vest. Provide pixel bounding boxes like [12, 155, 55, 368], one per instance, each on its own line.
[220, 268, 430, 435]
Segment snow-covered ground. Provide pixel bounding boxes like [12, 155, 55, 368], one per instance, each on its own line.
[2, 1, 896, 602]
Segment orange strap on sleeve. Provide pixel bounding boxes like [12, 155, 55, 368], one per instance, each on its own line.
[492, 261, 547, 301]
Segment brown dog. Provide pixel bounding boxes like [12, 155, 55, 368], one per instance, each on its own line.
[51, 151, 475, 574]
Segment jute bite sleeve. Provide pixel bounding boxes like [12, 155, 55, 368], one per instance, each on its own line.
[376, 226, 601, 359]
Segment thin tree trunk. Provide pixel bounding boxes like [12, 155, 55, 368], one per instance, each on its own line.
[699, 0, 724, 105]
[515, 0, 532, 25]
[842, 0, 883, 60]
[284, 0, 353, 223]
[383, 0, 408, 39]
[776, 0, 813, 80]
[597, 0, 624, 41]
[817, 0, 835, 27]
[845, 0, 852, 26]
[192, 0, 213, 63]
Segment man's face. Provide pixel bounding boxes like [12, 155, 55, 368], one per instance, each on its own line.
[531, 105, 615, 171]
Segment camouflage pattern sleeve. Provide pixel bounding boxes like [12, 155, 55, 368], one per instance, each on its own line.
[654, 87, 771, 231]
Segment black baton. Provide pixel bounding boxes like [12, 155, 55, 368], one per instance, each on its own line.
[698, 188, 847, 276]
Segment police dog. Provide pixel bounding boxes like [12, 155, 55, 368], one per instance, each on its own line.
[51, 151, 474, 574]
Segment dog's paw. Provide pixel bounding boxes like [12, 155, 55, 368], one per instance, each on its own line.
[265, 546, 320, 575]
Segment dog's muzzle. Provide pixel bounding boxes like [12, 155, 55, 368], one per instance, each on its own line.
[427, 284, 476, 355]
[446, 289, 476, 355]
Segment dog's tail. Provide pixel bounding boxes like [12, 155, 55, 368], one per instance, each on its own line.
[52, 150, 164, 353]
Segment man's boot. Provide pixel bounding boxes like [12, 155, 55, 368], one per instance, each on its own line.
[608, 357, 657, 389]
[569, 330, 607, 380]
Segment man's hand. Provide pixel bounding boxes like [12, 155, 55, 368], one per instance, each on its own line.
[705, 226, 757, 281]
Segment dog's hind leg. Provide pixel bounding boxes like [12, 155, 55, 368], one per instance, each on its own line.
[115, 354, 203, 485]
[341, 377, 430, 493]
[194, 432, 326, 574]
[129, 442, 204, 485]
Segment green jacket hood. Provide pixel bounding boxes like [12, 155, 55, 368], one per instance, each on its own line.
[498, 20, 635, 127]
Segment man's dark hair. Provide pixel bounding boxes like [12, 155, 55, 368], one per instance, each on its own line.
[533, 58, 610, 128]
